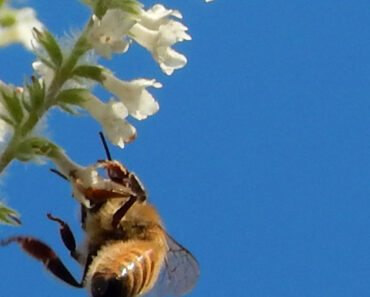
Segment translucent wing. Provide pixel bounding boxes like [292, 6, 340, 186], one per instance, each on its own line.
[147, 234, 200, 297]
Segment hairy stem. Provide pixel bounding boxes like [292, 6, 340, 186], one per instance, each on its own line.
[0, 31, 91, 174]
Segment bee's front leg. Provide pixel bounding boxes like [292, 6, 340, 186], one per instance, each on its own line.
[112, 195, 137, 228]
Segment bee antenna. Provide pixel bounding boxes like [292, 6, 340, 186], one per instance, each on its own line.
[99, 131, 112, 161]
[50, 168, 68, 181]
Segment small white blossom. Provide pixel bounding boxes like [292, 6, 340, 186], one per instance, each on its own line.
[32, 60, 54, 87]
[0, 6, 43, 49]
[50, 151, 132, 207]
[81, 94, 136, 148]
[130, 4, 191, 75]
[102, 71, 161, 120]
[87, 9, 137, 59]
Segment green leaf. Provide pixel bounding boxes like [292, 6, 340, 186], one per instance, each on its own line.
[22, 96, 32, 113]
[94, 0, 142, 18]
[0, 113, 15, 127]
[37, 56, 55, 71]
[56, 88, 89, 106]
[59, 36, 91, 79]
[56, 102, 82, 116]
[15, 137, 62, 161]
[72, 65, 104, 82]
[0, 89, 24, 126]
[26, 76, 46, 111]
[0, 203, 21, 226]
[34, 29, 63, 67]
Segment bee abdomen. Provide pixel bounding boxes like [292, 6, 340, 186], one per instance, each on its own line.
[88, 241, 165, 297]
[118, 248, 157, 296]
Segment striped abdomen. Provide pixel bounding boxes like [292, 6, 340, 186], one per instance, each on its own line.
[86, 240, 167, 297]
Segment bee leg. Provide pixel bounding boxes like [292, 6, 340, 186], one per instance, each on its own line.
[0, 236, 83, 288]
[47, 213, 80, 262]
[112, 195, 137, 228]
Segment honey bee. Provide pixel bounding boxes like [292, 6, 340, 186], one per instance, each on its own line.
[1, 149, 199, 297]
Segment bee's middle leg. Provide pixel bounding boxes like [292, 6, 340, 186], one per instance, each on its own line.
[47, 213, 81, 262]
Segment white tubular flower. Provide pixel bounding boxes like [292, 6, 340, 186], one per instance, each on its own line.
[81, 94, 136, 148]
[49, 150, 90, 206]
[102, 71, 161, 120]
[0, 6, 43, 49]
[130, 4, 191, 75]
[51, 150, 133, 208]
[87, 9, 137, 59]
[32, 60, 54, 87]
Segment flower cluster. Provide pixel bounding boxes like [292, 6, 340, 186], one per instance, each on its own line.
[0, 5, 43, 49]
[77, 3, 197, 146]
[0, 0, 214, 223]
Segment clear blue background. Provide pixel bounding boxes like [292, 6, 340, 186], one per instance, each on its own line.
[1, 1, 370, 296]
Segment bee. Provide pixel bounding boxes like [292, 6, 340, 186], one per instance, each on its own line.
[1, 137, 199, 297]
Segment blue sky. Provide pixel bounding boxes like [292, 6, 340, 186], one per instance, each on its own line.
[2, 1, 370, 297]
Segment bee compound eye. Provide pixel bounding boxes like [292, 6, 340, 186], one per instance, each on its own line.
[91, 274, 129, 297]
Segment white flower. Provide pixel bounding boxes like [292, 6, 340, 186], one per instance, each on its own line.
[81, 94, 136, 148]
[130, 4, 191, 75]
[50, 151, 132, 207]
[87, 9, 137, 59]
[102, 71, 161, 120]
[32, 60, 54, 87]
[0, 6, 43, 49]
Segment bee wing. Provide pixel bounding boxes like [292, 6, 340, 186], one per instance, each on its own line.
[148, 234, 200, 297]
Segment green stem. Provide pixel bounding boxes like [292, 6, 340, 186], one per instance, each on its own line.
[0, 30, 91, 174]
[0, 136, 17, 173]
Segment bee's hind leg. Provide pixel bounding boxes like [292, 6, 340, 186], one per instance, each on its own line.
[47, 213, 81, 263]
[0, 236, 83, 288]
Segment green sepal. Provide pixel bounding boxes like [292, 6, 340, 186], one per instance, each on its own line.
[15, 137, 62, 162]
[26, 76, 45, 111]
[37, 57, 55, 71]
[0, 203, 21, 226]
[94, 0, 142, 19]
[34, 29, 63, 67]
[72, 65, 104, 82]
[66, 35, 91, 69]
[56, 88, 89, 106]
[0, 89, 24, 127]
[22, 96, 32, 113]
[56, 102, 82, 116]
[0, 113, 15, 127]
[0, 0, 6, 9]
[0, 13, 16, 27]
